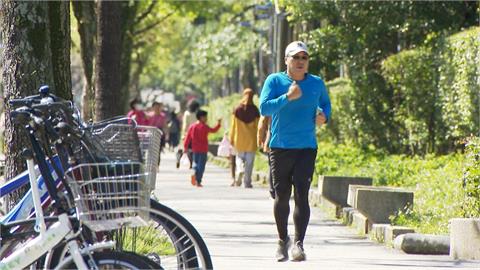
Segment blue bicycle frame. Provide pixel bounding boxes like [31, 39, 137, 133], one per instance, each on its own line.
[0, 156, 63, 224]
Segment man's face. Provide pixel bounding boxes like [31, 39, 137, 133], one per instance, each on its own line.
[285, 51, 309, 75]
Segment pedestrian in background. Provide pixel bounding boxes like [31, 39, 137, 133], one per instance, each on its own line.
[183, 109, 221, 187]
[257, 115, 275, 199]
[147, 102, 168, 151]
[167, 110, 181, 151]
[177, 99, 200, 169]
[229, 88, 260, 188]
[127, 98, 148, 125]
[260, 41, 331, 262]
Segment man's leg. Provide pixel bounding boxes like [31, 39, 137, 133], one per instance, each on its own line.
[270, 148, 295, 261]
[291, 148, 317, 261]
[267, 152, 275, 199]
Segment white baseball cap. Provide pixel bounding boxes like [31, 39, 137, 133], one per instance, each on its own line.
[285, 41, 308, 57]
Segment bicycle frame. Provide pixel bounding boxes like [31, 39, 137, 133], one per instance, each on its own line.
[0, 156, 89, 270]
[0, 156, 63, 224]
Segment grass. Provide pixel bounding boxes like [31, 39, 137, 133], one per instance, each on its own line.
[116, 225, 176, 255]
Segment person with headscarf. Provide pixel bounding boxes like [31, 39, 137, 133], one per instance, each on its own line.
[229, 88, 260, 188]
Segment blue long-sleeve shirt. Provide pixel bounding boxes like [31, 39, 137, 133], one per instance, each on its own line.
[259, 72, 331, 149]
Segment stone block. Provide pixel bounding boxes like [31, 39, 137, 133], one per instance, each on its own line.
[308, 190, 320, 207]
[450, 218, 480, 260]
[395, 233, 449, 255]
[352, 212, 369, 235]
[319, 196, 342, 218]
[385, 226, 415, 246]
[370, 224, 390, 243]
[347, 184, 371, 207]
[342, 207, 356, 225]
[355, 187, 414, 224]
[318, 176, 372, 207]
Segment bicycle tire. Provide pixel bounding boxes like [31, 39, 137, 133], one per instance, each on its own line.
[61, 250, 157, 269]
[115, 199, 213, 270]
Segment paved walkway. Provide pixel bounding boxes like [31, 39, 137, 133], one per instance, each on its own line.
[153, 152, 479, 270]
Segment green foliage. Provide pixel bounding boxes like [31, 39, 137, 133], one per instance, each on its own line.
[324, 78, 357, 144]
[119, 226, 175, 256]
[381, 27, 480, 153]
[438, 27, 480, 143]
[139, 1, 265, 99]
[283, 1, 479, 154]
[382, 47, 438, 154]
[314, 140, 466, 234]
[462, 136, 480, 217]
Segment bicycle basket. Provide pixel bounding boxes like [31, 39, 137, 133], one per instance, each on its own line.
[91, 124, 143, 162]
[66, 162, 150, 232]
[135, 125, 162, 190]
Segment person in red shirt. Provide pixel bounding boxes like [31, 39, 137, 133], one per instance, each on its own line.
[147, 102, 168, 151]
[127, 98, 148, 125]
[183, 110, 221, 187]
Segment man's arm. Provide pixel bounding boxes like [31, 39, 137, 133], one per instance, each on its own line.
[316, 82, 332, 125]
[259, 75, 290, 116]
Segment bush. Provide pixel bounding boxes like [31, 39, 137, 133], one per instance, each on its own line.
[462, 136, 480, 218]
[380, 27, 480, 154]
[438, 27, 480, 147]
[382, 47, 438, 154]
[323, 78, 358, 144]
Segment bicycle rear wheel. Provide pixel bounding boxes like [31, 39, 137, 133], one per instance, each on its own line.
[62, 250, 158, 269]
[115, 199, 213, 270]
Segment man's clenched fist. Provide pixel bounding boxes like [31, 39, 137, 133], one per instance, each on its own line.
[286, 81, 302, 101]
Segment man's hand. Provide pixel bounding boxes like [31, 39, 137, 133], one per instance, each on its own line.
[286, 81, 302, 101]
[316, 112, 327, 126]
[217, 118, 222, 125]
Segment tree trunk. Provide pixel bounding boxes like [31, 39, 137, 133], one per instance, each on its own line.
[72, 1, 96, 120]
[95, 1, 124, 121]
[120, 2, 138, 113]
[129, 53, 147, 97]
[0, 1, 54, 210]
[241, 56, 257, 93]
[48, 1, 71, 100]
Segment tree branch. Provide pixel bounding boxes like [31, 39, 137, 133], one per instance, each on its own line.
[134, 0, 157, 26]
[133, 11, 174, 36]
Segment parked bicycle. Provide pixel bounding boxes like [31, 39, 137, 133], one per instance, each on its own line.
[1, 86, 213, 269]
[1, 97, 159, 269]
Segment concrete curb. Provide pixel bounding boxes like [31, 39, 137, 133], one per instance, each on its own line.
[394, 233, 450, 255]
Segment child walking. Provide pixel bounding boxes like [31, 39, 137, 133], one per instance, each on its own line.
[183, 110, 221, 187]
